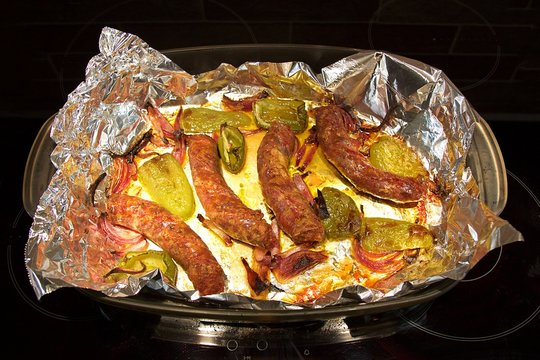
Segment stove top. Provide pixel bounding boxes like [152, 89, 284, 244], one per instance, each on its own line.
[4, 119, 539, 358]
[6, 0, 540, 356]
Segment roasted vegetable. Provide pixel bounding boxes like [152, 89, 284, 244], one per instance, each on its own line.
[271, 248, 328, 282]
[181, 107, 253, 133]
[217, 123, 246, 173]
[361, 217, 433, 252]
[107, 194, 226, 295]
[222, 91, 269, 111]
[368, 135, 428, 178]
[253, 98, 307, 133]
[319, 187, 363, 240]
[138, 153, 195, 219]
[106, 250, 178, 283]
[315, 105, 426, 204]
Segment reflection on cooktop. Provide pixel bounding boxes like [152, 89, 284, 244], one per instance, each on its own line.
[6, 170, 539, 358]
[152, 303, 432, 347]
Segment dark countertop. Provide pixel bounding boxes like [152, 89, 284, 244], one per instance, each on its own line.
[6, 0, 540, 121]
[4, 1, 539, 358]
[3, 117, 539, 359]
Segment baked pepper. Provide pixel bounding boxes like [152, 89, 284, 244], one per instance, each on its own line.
[253, 98, 308, 133]
[138, 153, 195, 220]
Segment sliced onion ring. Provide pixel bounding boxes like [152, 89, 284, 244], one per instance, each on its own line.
[98, 216, 145, 245]
[271, 248, 328, 282]
[110, 157, 134, 194]
[353, 239, 405, 273]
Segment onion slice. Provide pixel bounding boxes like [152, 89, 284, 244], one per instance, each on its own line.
[241, 257, 269, 295]
[172, 132, 186, 165]
[197, 214, 234, 246]
[271, 248, 328, 282]
[147, 103, 175, 139]
[353, 238, 405, 274]
[294, 127, 318, 172]
[110, 157, 136, 194]
[222, 91, 269, 111]
[171, 108, 187, 165]
[98, 216, 145, 245]
[239, 128, 264, 137]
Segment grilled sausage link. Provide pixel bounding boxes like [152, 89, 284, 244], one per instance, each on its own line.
[188, 135, 278, 252]
[257, 122, 325, 245]
[315, 105, 425, 203]
[106, 193, 226, 295]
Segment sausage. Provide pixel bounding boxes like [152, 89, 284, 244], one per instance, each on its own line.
[106, 193, 226, 296]
[314, 105, 425, 203]
[187, 135, 278, 252]
[257, 122, 325, 245]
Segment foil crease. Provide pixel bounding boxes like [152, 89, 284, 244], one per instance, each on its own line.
[26, 28, 523, 309]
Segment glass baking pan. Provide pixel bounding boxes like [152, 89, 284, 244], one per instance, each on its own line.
[23, 45, 507, 323]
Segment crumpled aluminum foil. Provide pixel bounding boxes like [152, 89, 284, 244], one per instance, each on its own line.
[26, 27, 523, 309]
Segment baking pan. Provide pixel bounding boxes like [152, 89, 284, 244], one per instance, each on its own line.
[23, 45, 507, 322]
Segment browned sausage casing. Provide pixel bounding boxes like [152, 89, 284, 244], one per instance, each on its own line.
[315, 105, 425, 203]
[257, 122, 325, 245]
[106, 193, 226, 296]
[188, 135, 278, 252]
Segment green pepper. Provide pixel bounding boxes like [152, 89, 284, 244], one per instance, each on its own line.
[138, 153, 195, 219]
[181, 107, 254, 133]
[106, 250, 178, 283]
[218, 123, 246, 174]
[253, 98, 308, 133]
[369, 135, 428, 178]
[361, 217, 433, 252]
[319, 187, 363, 240]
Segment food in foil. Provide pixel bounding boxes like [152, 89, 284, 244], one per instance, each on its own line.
[99, 97, 440, 301]
[106, 193, 226, 296]
[257, 122, 326, 247]
[106, 250, 178, 284]
[188, 133, 277, 251]
[314, 105, 429, 204]
[26, 28, 523, 308]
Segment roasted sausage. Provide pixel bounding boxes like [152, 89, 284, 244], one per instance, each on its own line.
[188, 135, 278, 252]
[106, 193, 226, 296]
[257, 122, 325, 245]
[315, 105, 425, 203]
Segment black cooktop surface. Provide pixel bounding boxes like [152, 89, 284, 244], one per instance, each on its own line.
[4, 118, 539, 359]
[5, 1, 540, 358]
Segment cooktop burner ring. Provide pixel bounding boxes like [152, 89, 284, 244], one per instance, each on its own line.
[150, 301, 435, 347]
[460, 246, 503, 283]
[399, 170, 540, 343]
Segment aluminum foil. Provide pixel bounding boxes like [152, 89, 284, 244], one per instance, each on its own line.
[26, 28, 523, 309]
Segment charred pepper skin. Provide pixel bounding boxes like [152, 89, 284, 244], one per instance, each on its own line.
[188, 135, 278, 252]
[257, 122, 325, 245]
[106, 193, 226, 296]
[314, 105, 426, 204]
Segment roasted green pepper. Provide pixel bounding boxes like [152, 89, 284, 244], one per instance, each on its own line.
[361, 217, 433, 252]
[253, 98, 308, 133]
[138, 153, 195, 219]
[319, 187, 363, 240]
[218, 123, 246, 173]
[369, 135, 428, 178]
[181, 107, 254, 133]
[106, 250, 178, 283]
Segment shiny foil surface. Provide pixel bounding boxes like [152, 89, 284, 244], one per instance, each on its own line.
[25, 27, 523, 309]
